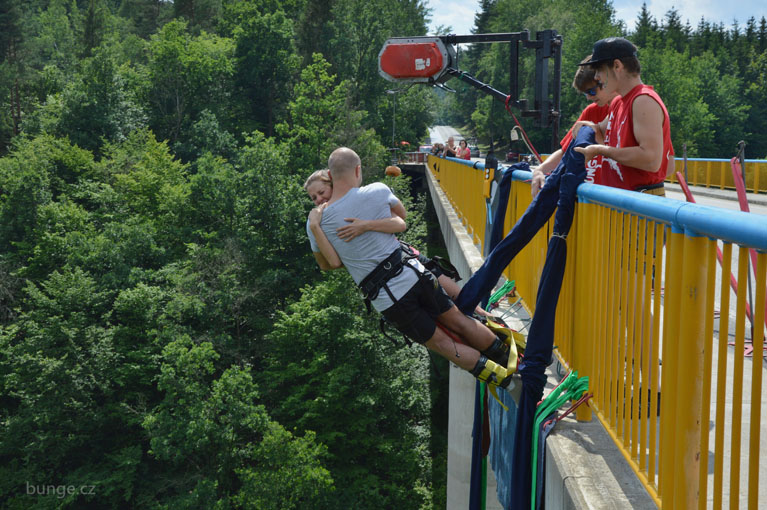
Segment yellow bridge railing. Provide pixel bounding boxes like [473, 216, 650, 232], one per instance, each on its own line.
[667, 158, 767, 194]
[427, 154, 767, 509]
[428, 155, 488, 248]
[538, 154, 767, 194]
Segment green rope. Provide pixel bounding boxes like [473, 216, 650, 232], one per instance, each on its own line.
[486, 280, 516, 311]
[530, 372, 590, 510]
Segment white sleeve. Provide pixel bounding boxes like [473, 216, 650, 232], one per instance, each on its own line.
[375, 182, 399, 208]
[306, 217, 319, 252]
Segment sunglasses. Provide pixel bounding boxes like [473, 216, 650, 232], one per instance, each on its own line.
[583, 83, 603, 97]
[584, 86, 599, 97]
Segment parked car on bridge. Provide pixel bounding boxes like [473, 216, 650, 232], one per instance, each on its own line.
[419, 144, 432, 153]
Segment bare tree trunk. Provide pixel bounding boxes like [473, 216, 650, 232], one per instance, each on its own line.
[13, 77, 20, 135]
[266, 86, 274, 137]
[11, 38, 20, 136]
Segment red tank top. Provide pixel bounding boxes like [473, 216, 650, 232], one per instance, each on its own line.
[597, 84, 674, 190]
[559, 102, 610, 150]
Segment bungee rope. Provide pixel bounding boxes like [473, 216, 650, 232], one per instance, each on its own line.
[504, 95, 543, 164]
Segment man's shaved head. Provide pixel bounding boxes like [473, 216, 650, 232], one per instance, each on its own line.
[328, 147, 361, 179]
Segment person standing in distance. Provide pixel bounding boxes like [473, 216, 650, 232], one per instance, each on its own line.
[442, 136, 457, 158]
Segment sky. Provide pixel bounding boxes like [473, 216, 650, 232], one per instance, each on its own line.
[425, 0, 767, 36]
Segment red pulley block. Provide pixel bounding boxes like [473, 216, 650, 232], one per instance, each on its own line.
[378, 37, 453, 83]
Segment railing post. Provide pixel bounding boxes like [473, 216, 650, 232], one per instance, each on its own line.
[719, 161, 726, 190]
[658, 225, 684, 505]
[672, 229, 711, 508]
[754, 161, 760, 194]
[573, 199, 593, 422]
[746, 251, 766, 509]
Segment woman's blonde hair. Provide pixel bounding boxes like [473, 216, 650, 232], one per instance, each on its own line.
[303, 169, 332, 191]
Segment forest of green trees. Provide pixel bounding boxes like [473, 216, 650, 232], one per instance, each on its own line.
[0, 1, 765, 509]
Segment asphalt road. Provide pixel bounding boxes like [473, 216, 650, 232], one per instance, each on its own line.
[427, 125, 465, 145]
[664, 183, 767, 215]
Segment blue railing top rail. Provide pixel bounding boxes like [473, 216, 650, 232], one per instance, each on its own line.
[431, 159, 767, 250]
[536, 154, 767, 163]
[435, 155, 767, 166]
[436, 155, 489, 169]
[509, 168, 767, 251]
[671, 157, 767, 163]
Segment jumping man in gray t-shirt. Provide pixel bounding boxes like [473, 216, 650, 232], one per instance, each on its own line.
[306, 147, 515, 391]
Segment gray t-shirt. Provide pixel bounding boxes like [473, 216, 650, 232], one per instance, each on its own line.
[307, 182, 423, 311]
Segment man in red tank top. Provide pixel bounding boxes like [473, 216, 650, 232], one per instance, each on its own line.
[573, 37, 674, 196]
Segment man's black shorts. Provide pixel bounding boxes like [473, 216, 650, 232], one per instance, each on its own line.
[381, 270, 454, 344]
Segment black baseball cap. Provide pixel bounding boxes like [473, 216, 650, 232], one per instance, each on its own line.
[578, 37, 637, 66]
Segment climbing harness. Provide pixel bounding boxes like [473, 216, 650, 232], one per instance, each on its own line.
[359, 242, 423, 348]
[358, 242, 420, 305]
[369, 243, 460, 348]
[360, 242, 460, 310]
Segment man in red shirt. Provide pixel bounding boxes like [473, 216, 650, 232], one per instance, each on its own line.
[573, 37, 674, 196]
[531, 55, 619, 197]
